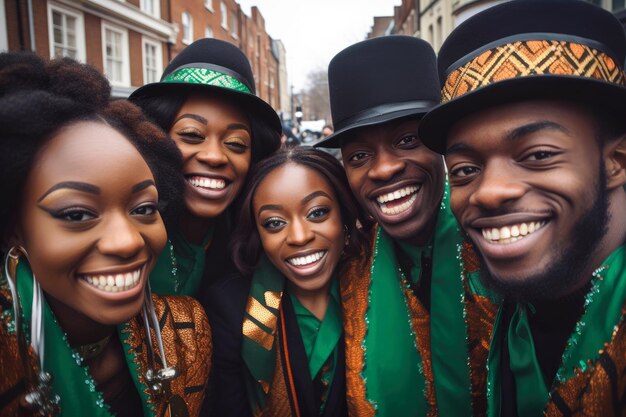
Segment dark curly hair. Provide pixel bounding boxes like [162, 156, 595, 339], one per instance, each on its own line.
[0, 52, 184, 248]
[230, 147, 372, 277]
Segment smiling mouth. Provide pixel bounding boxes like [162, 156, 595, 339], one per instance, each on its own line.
[80, 267, 142, 293]
[187, 176, 227, 191]
[374, 185, 420, 215]
[480, 221, 548, 245]
[286, 250, 327, 267]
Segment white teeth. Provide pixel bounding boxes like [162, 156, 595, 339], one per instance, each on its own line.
[287, 251, 325, 266]
[375, 185, 419, 204]
[81, 268, 143, 293]
[481, 221, 547, 245]
[379, 193, 418, 215]
[188, 177, 226, 190]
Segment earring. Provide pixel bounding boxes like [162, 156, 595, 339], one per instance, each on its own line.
[343, 225, 351, 247]
[3, 246, 60, 416]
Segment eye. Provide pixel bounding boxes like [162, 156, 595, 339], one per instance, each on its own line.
[262, 217, 286, 231]
[225, 140, 249, 153]
[397, 134, 419, 147]
[53, 208, 97, 222]
[525, 150, 558, 161]
[307, 206, 330, 220]
[348, 152, 369, 163]
[131, 203, 158, 216]
[176, 129, 205, 143]
[450, 165, 480, 178]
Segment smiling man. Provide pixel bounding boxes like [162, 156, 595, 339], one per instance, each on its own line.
[316, 36, 489, 417]
[420, 1, 626, 416]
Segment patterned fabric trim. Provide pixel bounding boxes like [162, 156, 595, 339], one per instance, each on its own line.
[442, 40, 626, 102]
[545, 305, 626, 417]
[162, 67, 252, 94]
[256, 338, 293, 417]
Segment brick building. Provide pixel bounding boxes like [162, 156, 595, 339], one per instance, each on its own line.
[1, 0, 284, 107]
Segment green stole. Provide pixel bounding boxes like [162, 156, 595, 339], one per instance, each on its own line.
[241, 256, 341, 414]
[11, 260, 155, 416]
[486, 244, 626, 417]
[363, 188, 472, 416]
[150, 225, 213, 296]
[289, 282, 342, 414]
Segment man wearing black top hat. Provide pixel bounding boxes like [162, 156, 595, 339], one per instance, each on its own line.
[419, 1, 626, 416]
[316, 36, 493, 417]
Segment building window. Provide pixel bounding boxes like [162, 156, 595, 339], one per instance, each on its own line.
[182, 12, 193, 44]
[205, 26, 214, 38]
[205, 0, 213, 12]
[613, 0, 625, 10]
[142, 37, 162, 84]
[140, 0, 159, 18]
[221, 2, 228, 29]
[47, 3, 85, 60]
[230, 12, 238, 38]
[101, 23, 129, 86]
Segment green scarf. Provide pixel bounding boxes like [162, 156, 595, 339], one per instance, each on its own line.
[486, 244, 626, 417]
[363, 188, 472, 417]
[150, 225, 213, 296]
[9, 260, 156, 416]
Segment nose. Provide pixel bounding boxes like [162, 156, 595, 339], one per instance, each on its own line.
[196, 139, 228, 167]
[469, 161, 528, 210]
[368, 151, 406, 181]
[97, 212, 144, 259]
[286, 219, 315, 246]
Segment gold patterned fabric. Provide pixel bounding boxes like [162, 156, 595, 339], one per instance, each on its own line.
[442, 39, 626, 102]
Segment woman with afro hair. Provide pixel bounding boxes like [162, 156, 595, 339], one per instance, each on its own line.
[0, 52, 211, 417]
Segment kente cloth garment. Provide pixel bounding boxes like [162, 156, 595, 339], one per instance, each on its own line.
[486, 244, 626, 417]
[0, 259, 212, 417]
[150, 225, 214, 296]
[339, 188, 480, 417]
[241, 256, 346, 417]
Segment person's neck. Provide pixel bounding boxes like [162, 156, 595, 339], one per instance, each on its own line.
[399, 216, 437, 247]
[179, 211, 215, 246]
[288, 281, 332, 321]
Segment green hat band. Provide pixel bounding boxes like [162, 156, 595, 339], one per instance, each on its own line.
[162, 67, 252, 94]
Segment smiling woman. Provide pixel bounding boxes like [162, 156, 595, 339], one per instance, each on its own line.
[130, 38, 281, 298]
[206, 147, 370, 417]
[0, 53, 210, 417]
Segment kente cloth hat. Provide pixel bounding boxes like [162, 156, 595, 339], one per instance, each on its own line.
[315, 36, 440, 149]
[130, 38, 281, 134]
[419, 0, 626, 154]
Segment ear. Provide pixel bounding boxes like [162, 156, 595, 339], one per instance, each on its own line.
[604, 134, 626, 190]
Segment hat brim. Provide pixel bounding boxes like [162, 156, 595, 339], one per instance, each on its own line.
[130, 81, 282, 134]
[420, 75, 626, 154]
[315, 103, 436, 149]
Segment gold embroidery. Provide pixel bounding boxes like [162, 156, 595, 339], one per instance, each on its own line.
[264, 291, 282, 310]
[246, 296, 278, 330]
[442, 40, 626, 102]
[243, 318, 275, 350]
[261, 336, 293, 417]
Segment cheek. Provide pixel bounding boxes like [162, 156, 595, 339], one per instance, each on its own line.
[230, 153, 252, 188]
[449, 187, 470, 220]
[143, 219, 167, 260]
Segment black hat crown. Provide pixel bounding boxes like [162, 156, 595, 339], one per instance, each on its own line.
[317, 36, 439, 148]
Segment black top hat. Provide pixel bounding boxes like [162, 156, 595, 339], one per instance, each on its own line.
[315, 36, 440, 148]
[419, 0, 626, 154]
[130, 38, 281, 134]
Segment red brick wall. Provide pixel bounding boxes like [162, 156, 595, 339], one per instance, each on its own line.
[129, 29, 143, 86]
[84, 13, 103, 72]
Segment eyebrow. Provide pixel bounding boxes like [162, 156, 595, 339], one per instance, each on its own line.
[302, 190, 331, 204]
[257, 204, 282, 216]
[227, 123, 251, 134]
[132, 179, 156, 193]
[445, 121, 569, 156]
[37, 181, 100, 202]
[173, 113, 208, 125]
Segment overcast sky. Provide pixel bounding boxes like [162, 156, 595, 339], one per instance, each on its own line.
[237, 0, 401, 91]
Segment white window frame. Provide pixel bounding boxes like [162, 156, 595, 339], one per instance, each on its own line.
[205, 25, 214, 38]
[220, 2, 228, 29]
[142, 37, 162, 84]
[0, 0, 8, 52]
[182, 11, 193, 45]
[101, 22, 130, 87]
[140, 0, 160, 19]
[47, 2, 86, 61]
[230, 11, 238, 38]
[205, 0, 213, 12]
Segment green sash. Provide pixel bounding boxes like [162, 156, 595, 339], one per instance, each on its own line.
[11, 260, 155, 416]
[363, 188, 471, 416]
[150, 225, 213, 296]
[486, 244, 626, 417]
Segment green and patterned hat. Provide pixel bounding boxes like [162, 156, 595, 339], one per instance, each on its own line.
[130, 38, 281, 134]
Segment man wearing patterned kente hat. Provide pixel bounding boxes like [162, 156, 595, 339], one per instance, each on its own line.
[419, 0, 626, 416]
[316, 35, 498, 417]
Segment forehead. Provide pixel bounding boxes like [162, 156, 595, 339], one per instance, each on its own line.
[446, 100, 597, 154]
[27, 121, 153, 194]
[176, 92, 248, 124]
[253, 163, 335, 208]
[341, 118, 418, 148]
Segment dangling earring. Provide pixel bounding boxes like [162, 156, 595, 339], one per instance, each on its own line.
[3, 246, 60, 416]
[141, 281, 178, 400]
